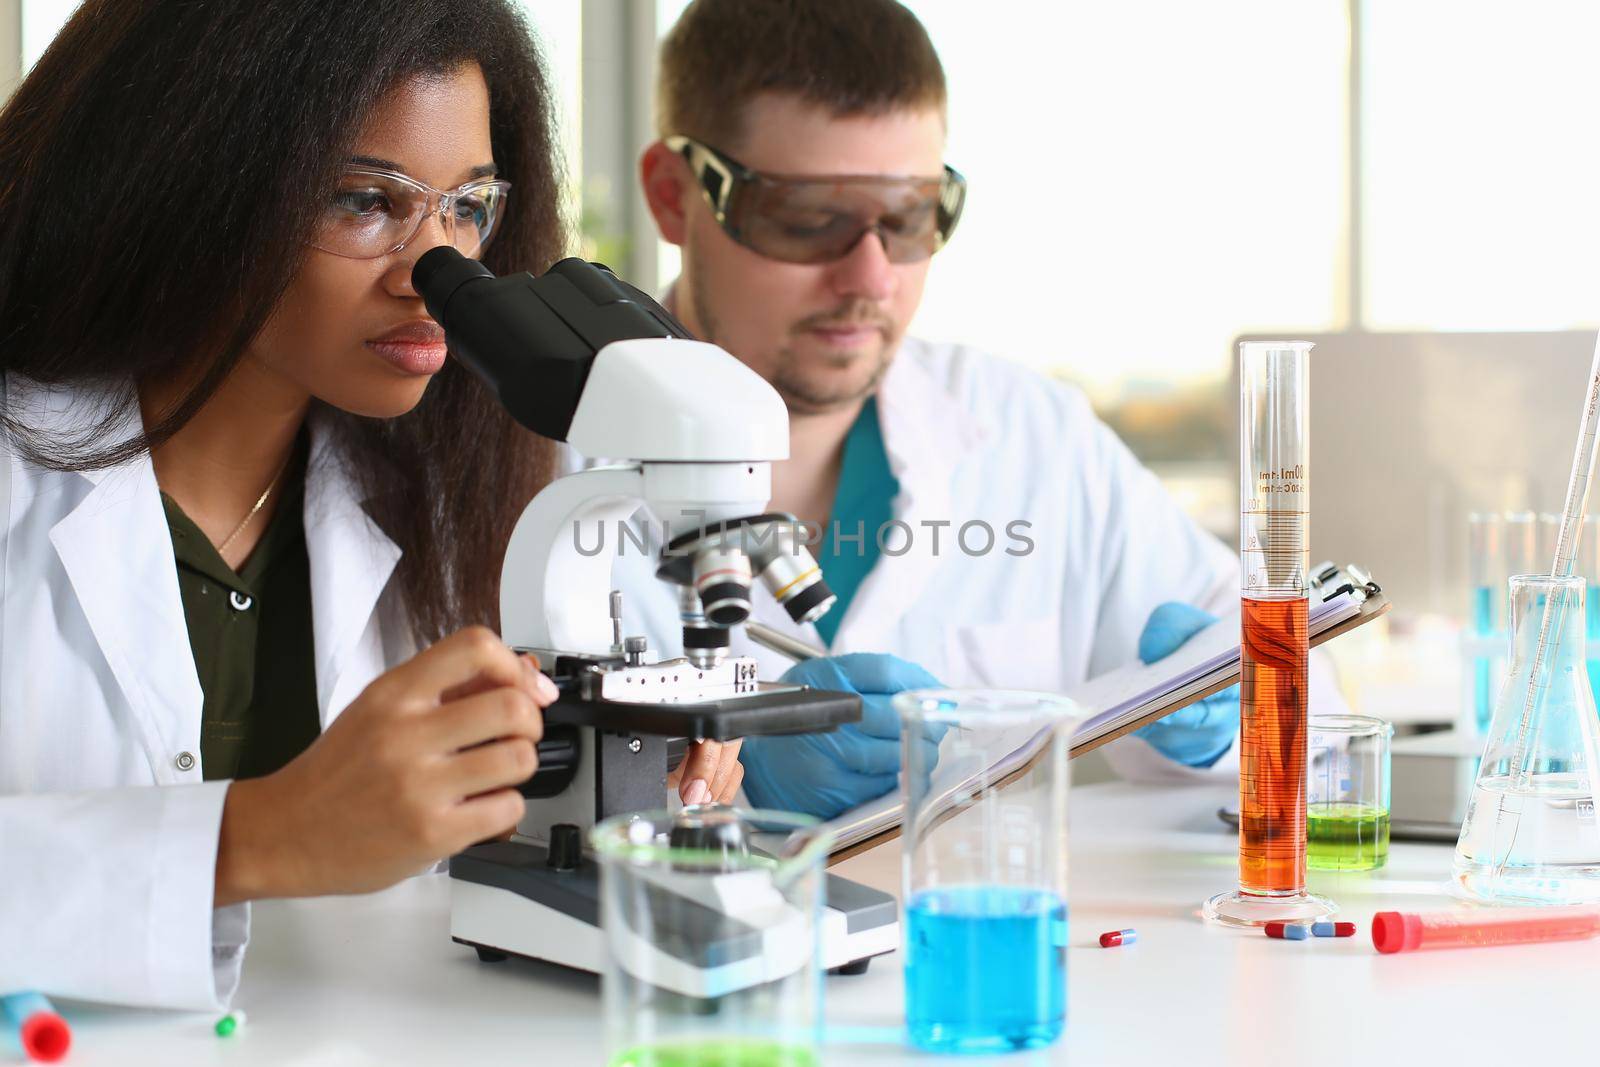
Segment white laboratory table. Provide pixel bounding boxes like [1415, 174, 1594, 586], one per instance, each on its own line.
[42, 779, 1600, 1067]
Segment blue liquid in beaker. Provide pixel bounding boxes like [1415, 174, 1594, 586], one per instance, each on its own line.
[904, 886, 1067, 1053]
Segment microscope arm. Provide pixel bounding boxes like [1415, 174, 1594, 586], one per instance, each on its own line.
[499, 465, 643, 652]
[501, 456, 777, 652]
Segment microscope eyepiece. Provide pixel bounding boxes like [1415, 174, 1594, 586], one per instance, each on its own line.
[409, 248, 692, 441]
[412, 246, 493, 323]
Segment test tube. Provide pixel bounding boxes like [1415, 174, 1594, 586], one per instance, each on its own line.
[1497, 511, 1540, 733]
[1467, 513, 1503, 734]
[1372, 907, 1600, 954]
[1538, 512, 1563, 572]
[0, 992, 70, 1063]
[1504, 511, 1539, 575]
[1582, 515, 1600, 717]
[1204, 341, 1335, 927]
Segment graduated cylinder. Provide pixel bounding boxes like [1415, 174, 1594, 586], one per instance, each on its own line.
[1203, 341, 1332, 927]
[1238, 341, 1311, 895]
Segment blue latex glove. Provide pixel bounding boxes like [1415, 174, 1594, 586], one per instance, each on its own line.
[1133, 603, 1240, 768]
[739, 653, 946, 819]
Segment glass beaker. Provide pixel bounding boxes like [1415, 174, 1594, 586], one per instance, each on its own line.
[591, 807, 830, 1067]
[896, 689, 1076, 1055]
[1454, 574, 1600, 904]
[1307, 714, 1392, 871]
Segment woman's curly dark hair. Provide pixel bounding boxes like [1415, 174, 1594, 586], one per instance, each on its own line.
[0, 0, 571, 641]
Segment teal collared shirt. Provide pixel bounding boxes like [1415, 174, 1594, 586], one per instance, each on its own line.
[813, 397, 900, 648]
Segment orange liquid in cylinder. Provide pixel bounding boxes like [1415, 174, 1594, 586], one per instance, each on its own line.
[1238, 596, 1309, 895]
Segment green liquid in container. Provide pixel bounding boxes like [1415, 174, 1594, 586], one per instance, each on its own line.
[609, 1040, 818, 1067]
[1306, 803, 1389, 871]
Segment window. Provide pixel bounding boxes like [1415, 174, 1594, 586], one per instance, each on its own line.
[518, 2, 582, 178]
[1361, 0, 1600, 331]
[14, 2, 585, 251]
[21, 0, 76, 70]
[515, 2, 583, 252]
[651, 1, 1348, 535]
[906, 2, 1348, 534]
[904, 2, 1348, 399]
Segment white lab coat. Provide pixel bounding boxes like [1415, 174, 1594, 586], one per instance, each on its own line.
[0, 376, 415, 1010]
[613, 335, 1331, 781]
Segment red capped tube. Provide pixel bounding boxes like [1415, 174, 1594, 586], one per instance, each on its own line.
[1, 993, 71, 1063]
[1372, 908, 1600, 954]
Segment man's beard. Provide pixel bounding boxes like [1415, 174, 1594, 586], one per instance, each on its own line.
[768, 332, 894, 414]
[688, 255, 896, 415]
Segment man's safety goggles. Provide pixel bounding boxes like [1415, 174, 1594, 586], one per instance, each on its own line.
[666, 135, 966, 265]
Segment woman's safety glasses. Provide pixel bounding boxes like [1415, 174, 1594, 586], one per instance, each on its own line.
[666, 136, 966, 265]
[311, 166, 511, 260]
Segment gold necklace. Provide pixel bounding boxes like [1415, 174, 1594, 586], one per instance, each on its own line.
[216, 452, 294, 557]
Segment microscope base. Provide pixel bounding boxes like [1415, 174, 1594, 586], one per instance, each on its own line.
[448, 841, 897, 997]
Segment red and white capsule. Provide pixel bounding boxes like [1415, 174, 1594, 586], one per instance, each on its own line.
[1098, 928, 1137, 948]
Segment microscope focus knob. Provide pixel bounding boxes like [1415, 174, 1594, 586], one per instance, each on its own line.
[546, 824, 582, 872]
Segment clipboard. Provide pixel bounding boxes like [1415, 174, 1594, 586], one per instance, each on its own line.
[1069, 562, 1389, 759]
[824, 562, 1391, 865]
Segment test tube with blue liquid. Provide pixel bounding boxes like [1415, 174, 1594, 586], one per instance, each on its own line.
[895, 689, 1076, 1054]
[1582, 516, 1600, 717]
[1467, 513, 1502, 734]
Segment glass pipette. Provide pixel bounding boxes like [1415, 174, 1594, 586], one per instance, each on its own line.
[1506, 332, 1600, 793]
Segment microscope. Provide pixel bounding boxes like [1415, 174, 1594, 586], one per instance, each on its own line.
[412, 248, 898, 992]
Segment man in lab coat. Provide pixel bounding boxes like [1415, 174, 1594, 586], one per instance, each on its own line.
[617, 0, 1256, 816]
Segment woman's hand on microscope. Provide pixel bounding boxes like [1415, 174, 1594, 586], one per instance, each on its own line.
[669, 738, 745, 805]
[214, 626, 559, 905]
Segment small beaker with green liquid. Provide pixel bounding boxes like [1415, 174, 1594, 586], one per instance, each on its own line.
[593, 808, 830, 1067]
[1307, 714, 1392, 871]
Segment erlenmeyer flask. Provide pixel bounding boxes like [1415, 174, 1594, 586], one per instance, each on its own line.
[1454, 574, 1600, 903]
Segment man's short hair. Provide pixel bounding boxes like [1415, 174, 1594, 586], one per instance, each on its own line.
[657, 0, 946, 149]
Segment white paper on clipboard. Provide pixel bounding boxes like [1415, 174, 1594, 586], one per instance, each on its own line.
[820, 591, 1363, 857]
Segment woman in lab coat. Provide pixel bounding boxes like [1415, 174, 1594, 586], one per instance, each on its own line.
[0, 0, 741, 1011]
